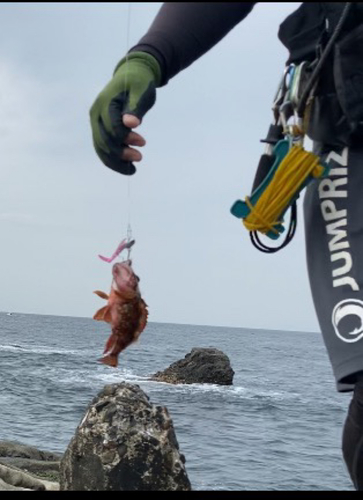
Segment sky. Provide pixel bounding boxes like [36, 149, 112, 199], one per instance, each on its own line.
[0, 2, 322, 332]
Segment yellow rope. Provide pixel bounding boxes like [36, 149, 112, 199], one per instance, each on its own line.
[243, 145, 325, 235]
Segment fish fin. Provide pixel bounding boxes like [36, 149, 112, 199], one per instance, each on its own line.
[134, 300, 149, 341]
[93, 290, 109, 300]
[93, 305, 111, 322]
[114, 288, 135, 300]
[98, 354, 118, 367]
[103, 307, 112, 324]
[103, 333, 118, 355]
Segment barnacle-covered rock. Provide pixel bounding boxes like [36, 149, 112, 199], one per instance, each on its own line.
[59, 382, 191, 491]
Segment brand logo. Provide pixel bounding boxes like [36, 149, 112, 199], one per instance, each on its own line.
[319, 148, 360, 292]
[332, 299, 363, 343]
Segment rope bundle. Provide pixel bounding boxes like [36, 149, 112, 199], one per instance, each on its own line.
[243, 146, 325, 235]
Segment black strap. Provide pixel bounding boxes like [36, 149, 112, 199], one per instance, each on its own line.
[250, 202, 297, 254]
[297, 2, 353, 117]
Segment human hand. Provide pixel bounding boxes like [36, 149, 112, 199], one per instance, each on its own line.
[90, 52, 161, 175]
[121, 114, 145, 164]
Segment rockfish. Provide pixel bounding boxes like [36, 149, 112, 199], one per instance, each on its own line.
[93, 259, 148, 367]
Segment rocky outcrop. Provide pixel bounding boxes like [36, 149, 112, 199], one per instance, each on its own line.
[150, 347, 234, 385]
[0, 463, 55, 491]
[60, 382, 191, 491]
[0, 440, 61, 486]
[0, 458, 60, 482]
[0, 441, 61, 491]
[0, 441, 61, 462]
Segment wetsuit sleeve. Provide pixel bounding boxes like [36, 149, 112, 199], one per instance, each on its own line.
[129, 2, 256, 86]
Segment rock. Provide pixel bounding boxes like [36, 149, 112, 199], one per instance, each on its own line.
[0, 458, 60, 482]
[0, 463, 55, 491]
[150, 347, 234, 385]
[60, 382, 191, 491]
[0, 441, 61, 490]
[0, 441, 61, 462]
[0, 477, 30, 491]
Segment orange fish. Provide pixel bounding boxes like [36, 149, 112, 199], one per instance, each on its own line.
[93, 259, 148, 367]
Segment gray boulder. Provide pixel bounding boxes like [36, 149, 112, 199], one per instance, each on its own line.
[0, 458, 60, 482]
[60, 382, 191, 491]
[0, 477, 30, 491]
[150, 347, 234, 385]
[0, 463, 59, 491]
[0, 441, 61, 462]
[0, 441, 61, 486]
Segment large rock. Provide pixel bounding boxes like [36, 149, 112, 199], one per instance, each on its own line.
[0, 463, 59, 491]
[0, 441, 61, 462]
[150, 347, 234, 385]
[0, 477, 29, 491]
[0, 458, 60, 482]
[0, 441, 61, 489]
[60, 382, 191, 491]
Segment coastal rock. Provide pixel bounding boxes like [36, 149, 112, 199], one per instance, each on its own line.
[0, 440, 61, 462]
[0, 463, 59, 491]
[0, 477, 30, 491]
[59, 382, 192, 491]
[150, 347, 234, 385]
[0, 441, 61, 490]
[0, 458, 60, 482]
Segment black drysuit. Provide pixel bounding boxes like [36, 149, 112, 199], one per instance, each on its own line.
[130, 2, 363, 489]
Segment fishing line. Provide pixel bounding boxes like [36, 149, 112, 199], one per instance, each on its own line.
[125, 2, 133, 247]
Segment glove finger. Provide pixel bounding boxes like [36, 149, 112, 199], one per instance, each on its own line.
[107, 82, 156, 143]
[96, 117, 136, 176]
[107, 91, 141, 144]
[127, 81, 156, 118]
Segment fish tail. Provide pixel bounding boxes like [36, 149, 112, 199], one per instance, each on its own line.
[98, 354, 118, 367]
[103, 332, 118, 355]
[98, 332, 119, 367]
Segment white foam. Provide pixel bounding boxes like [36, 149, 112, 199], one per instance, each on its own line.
[50, 366, 150, 387]
[131, 379, 300, 402]
[95, 368, 150, 385]
[0, 344, 80, 356]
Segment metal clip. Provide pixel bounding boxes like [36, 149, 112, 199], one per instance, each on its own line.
[290, 62, 311, 110]
[126, 224, 133, 260]
[272, 65, 292, 123]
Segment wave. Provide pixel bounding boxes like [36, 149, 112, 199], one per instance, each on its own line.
[47, 366, 151, 388]
[90, 368, 150, 385]
[0, 344, 304, 406]
[2, 348, 302, 406]
[0, 343, 82, 356]
[91, 373, 302, 403]
[42, 363, 303, 404]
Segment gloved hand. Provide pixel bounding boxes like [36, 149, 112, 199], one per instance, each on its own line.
[90, 51, 162, 175]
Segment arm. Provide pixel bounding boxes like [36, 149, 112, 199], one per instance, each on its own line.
[130, 2, 256, 85]
[90, 2, 256, 174]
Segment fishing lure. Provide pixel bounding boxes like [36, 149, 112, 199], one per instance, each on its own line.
[98, 238, 135, 263]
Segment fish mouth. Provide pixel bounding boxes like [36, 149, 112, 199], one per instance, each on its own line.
[112, 260, 135, 287]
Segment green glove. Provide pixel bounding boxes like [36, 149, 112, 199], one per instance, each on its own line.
[90, 51, 162, 175]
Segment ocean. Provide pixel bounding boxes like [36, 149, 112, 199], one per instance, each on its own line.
[0, 312, 354, 491]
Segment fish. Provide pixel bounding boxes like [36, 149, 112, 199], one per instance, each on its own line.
[93, 259, 148, 367]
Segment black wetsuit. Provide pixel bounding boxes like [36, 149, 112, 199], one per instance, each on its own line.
[131, 3, 256, 85]
[131, 2, 363, 489]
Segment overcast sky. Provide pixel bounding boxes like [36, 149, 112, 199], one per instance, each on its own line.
[0, 2, 321, 332]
